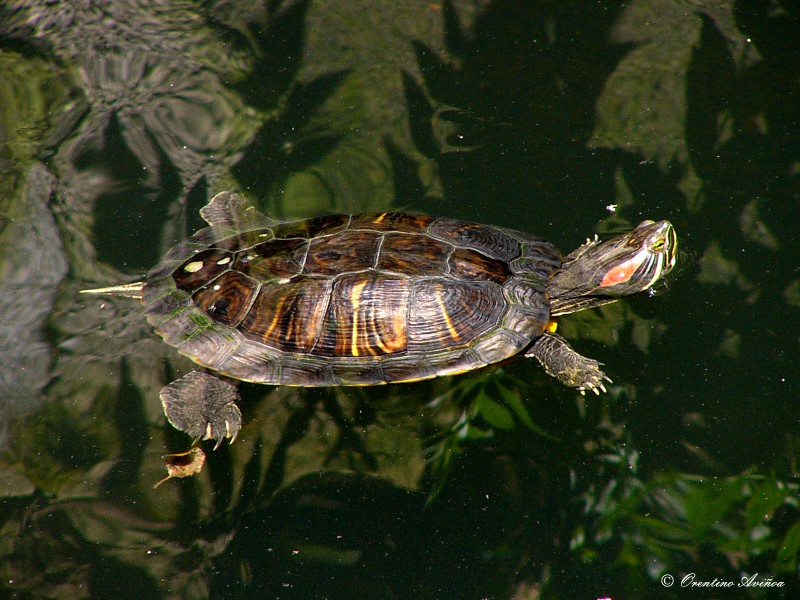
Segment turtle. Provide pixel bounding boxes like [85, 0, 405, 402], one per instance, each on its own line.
[83, 191, 677, 446]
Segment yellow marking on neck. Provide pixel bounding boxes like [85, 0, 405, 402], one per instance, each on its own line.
[546, 320, 558, 333]
[350, 281, 368, 356]
[438, 290, 461, 341]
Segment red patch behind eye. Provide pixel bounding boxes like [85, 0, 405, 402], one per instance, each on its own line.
[600, 258, 638, 287]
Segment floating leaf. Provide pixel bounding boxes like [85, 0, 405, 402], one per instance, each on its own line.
[153, 446, 206, 489]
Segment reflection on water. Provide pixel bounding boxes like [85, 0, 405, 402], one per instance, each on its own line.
[1, 0, 799, 597]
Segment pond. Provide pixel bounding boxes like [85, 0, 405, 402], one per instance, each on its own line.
[1, 1, 798, 598]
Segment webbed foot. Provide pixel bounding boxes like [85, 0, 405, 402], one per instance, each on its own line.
[160, 370, 242, 448]
[525, 331, 612, 394]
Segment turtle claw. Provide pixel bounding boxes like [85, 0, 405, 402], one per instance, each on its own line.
[212, 419, 237, 450]
[228, 428, 240, 446]
[585, 372, 613, 395]
[576, 369, 611, 395]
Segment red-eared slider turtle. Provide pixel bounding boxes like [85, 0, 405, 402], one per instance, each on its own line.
[83, 192, 677, 445]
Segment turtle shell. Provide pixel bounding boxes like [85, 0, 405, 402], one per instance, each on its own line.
[142, 194, 562, 386]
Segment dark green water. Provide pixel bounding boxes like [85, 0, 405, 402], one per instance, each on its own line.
[1, 1, 798, 598]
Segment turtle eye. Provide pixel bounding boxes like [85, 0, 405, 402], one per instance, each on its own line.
[650, 236, 665, 252]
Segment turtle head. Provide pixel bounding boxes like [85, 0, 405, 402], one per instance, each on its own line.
[548, 220, 677, 316]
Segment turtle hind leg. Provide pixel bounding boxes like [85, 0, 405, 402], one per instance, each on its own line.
[525, 331, 610, 395]
[159, 370, 243, 448]
[200, 191, 277, 230]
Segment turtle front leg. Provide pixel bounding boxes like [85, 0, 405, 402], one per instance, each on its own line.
[159, 370, 243, 448]
[525, 331, 610, 394]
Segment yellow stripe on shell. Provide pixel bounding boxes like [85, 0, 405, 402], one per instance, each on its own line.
[368, 310, 407, 355]
[350, 281, 368, 357]
[437, 289, 461, 342]
[371, 313, 393, 354]
[261, 294, 286, 345]
[387, 370, 440, 384]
